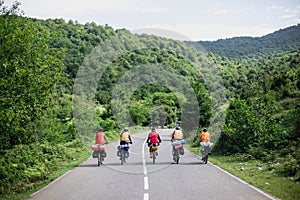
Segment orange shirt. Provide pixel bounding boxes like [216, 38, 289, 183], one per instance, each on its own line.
[200, 131, 210, 142]
[121, 132, 130, 141]
[173, 130, 183, 140]
[96, 132, 105, 145]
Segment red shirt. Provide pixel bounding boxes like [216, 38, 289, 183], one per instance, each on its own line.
[96, 132, 105, 145]
[149, 132, 159, 143]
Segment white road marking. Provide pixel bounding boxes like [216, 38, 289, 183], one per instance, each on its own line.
[144, 176, 149, 190]
[142, 138, 149, 199]
[194, 153, 278, 200]
[210, 162, 278, 200]
[143, 193, 149, 200]
[142, 139, 148, 175]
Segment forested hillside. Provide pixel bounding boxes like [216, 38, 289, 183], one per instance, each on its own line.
[189, 24, 300, 59]
[0, 1, 299, 199]
[212, 51, 300, 162]
[0, 2, 117, 197]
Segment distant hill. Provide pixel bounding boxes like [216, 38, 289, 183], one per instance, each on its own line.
[188, 24, 300, 59]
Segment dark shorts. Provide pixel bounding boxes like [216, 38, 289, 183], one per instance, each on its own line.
[120, 141, 129, 145]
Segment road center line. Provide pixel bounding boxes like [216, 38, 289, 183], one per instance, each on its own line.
[143, 193, 149, 200]
[144, 177, 149, 190]
[142, 139, 148, 175]
[142, 138, 149, 200]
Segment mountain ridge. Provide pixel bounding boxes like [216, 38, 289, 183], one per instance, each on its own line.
[188, 24, 300, 59]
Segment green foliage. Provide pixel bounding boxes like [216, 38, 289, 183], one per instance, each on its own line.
[0, 139, 85, 196]
[0, 9, 65, 150]
[205, 155, 300, 200]
[1, 1, 300, 199]
[36, 93, 77, 144]
[216, 99, 289, 155]
[42, 19, 115, 81]
[96, 48, 211, 129]
[211, 51, 300, 179]
[190, 24, 300, 59]
[129, 100, 150, 126]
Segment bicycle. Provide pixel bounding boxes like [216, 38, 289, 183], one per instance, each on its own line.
[149, 143, 159, 164]
[97, 151, 104, 166]
[91, 144, 106, 166]
[172, 140, 184, 164]
[200, 141, 212, 164]
[117, 144, 129, 165]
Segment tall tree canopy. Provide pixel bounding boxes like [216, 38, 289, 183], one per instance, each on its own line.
[0, 1, 64, 150]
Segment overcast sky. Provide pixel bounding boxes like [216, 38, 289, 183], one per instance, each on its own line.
[4, 0, 300, 41]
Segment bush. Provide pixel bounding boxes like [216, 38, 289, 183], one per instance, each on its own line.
[0, 140, 85, 196]
[281, 156, 299, 176]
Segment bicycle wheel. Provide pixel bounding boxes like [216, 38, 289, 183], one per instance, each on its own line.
[204, 155, 208, 164]
[98, 153, 102, 166]
[152, 151, 156, 164]
[174, 150, 179, 164]
[121, 151, 124, 165]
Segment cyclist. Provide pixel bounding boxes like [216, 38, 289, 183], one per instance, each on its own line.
[171, 126, 183, 141]
[118, 127, 132, 162]
[95, 127, 108, 145]
[171, 126, 184, 155]
[93, 127, 108, 160]
[200, 128, 210, 143]
[200, 128, 211, 161]
[146, 128, 162, 158]
[120, 127, 132, 145]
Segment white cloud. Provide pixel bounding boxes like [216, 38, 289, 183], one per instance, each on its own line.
[292, 18, 300, 24]
[131, 28, 190, 41]
[211, 3, 254, 16]
[131, 6, 170, 13]
[211, 4, 245, 16]
[266, 5, 285, 11]
[137, 22, 278, 41]
[213, 9, 241, 15]
[279, 14, 296, 19]
[3, 0, 300, 41]
[78, 0, 169, 13]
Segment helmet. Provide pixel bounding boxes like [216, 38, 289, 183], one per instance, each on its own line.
[124, 127, 129, 132]
[151, 127, 156, 131]
[203, 128, 207, 132]
[175, 126, 180, 130]
[99, 127, 103, 132]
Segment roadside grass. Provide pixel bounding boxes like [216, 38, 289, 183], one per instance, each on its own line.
[188, 146, 300, 200]
[1, 149, 90, 200]
[1, 126, 148, 200]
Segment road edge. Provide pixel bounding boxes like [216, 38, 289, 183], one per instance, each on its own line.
[208, 162, 281, 200]
[29, 169, 74, 198]
[192, 151, 280, 200]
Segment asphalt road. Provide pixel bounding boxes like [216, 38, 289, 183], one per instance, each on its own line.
[29, 129, 278, 200]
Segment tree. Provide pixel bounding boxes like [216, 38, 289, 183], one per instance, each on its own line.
[0, 1, 64, 150]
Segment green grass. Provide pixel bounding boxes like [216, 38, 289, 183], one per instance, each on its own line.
[2, 126, 147, 200]
[188, 146, 300, 200]
[1, 149, 90, 200]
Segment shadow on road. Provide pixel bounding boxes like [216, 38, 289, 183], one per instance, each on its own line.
[145, 161, 172, 165]
[77, 161, 147, 167]
[177, 161, 206, 165]
[77, 163, 99, 167]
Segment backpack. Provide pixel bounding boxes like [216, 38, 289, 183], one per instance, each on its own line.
[121, 132, 129, 141]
